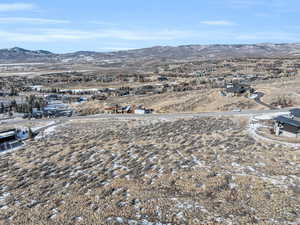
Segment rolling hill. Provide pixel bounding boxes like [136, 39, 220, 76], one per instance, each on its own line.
[1, 43, 300, 63]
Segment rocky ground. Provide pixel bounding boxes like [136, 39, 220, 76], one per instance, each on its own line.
[0, 117, 299, 225]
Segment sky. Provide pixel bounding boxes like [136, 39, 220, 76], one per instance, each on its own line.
[0, 0, 300, 53]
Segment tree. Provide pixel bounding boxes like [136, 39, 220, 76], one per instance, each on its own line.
[0, 102, 4, 114]
[9, 86, 18, 96]
[10, 100, 17, 111]
[8, 109, 13, 118]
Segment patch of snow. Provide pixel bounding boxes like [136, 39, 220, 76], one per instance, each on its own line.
[253, 112, 289, 120]
[32, 121, 56, 133]
[228, 183, 238, 190]
[174, 199, 208, 213]
[107, 216, 171, 225]
[246, 166, 256, 172]
[35, 121, 62, 139]
[49, 214, 58, 220]
[73, 216, 83, 222]
[0, 205, 9, 210]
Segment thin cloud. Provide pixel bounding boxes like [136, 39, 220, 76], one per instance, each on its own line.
[0, 3, 36, 11]
[0, 28, 299, 44]
[236, 31, 300, 41]
[0, 28, 198, 43]
[228, 0, 263, 8]
[32, 28, 195, 41]
[200, 20, 235, 26]
[88, 21, 118, 26]
[0, 17, 70, 24]
[228, 0, 295, 12]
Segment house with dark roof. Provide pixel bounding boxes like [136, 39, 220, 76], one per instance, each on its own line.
[273, 113, 300, 138]
[223, 82, 253, 97]
[0, 128, 29, 151]
[0, 129, 21, 151]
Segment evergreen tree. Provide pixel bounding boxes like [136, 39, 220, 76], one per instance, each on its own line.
[0, 102, 4, 114]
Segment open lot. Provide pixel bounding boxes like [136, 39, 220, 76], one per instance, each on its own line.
[0, 116, 299, 225]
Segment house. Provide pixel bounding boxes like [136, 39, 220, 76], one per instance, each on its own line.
[43, 104, 73, 118]
[134, 109, 153, 114]
[104, 104, 121, 114]
[158, 76, 168, 82]
[0, 128, 32, 151]
[62, 96, 81, 103]
[224, 83, 251, 97]
[104, 104, 153, 114]
[0, 101, 11, 113]
[30, 85, 44, 91]
[121, 105, 133, 114]
[0, 129, 20, 151]
[0, 92, 10, 97]
[46, 94, 62, 102]
[134, 105, 153, 114]
[273, 115, 300, 138]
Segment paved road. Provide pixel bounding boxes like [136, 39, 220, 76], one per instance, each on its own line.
[254, 92, 276, 110]
[73, 108, 292, 120]
[1, 108, 293, 128]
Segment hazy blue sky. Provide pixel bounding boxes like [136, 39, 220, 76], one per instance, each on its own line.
[0, 0, 299, 52]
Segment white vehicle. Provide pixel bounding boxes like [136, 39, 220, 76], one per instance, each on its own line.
[232, 108, 241, 112]
[249, 94, 258, 99]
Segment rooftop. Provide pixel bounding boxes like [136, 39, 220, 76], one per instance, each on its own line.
[290, 108, 300, 118]
[274, 116, 300, 128]
[0, 128, 16, 134]
[0, 129, 16, 139]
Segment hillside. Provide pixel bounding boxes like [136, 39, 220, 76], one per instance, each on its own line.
[114, 43, 300, 60]
[0, 47, 55, 62]
[1, 43, 300, 63]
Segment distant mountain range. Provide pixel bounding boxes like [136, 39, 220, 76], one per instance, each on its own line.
[0, 47, 54, 62]
[1, 43, 300, 63]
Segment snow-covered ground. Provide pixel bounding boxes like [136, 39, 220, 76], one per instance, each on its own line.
[34, 121, 64, 140]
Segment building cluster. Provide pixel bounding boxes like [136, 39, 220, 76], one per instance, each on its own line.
[104, 104, 153, 114]
[27, 82, 200, 99]
[0, 94, 74, 119]
[23, 104, 73, 119]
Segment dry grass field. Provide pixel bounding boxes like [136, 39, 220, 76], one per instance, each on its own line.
[0, 116, 299, 225]
[75, 89, 258, 115]
[74, 76, 300, 116]
[252, 76, 300, 106]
